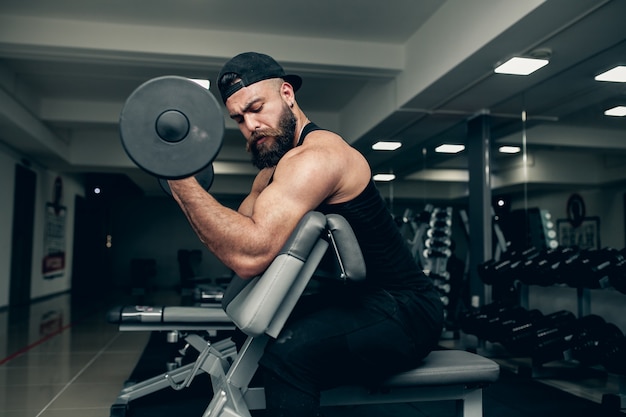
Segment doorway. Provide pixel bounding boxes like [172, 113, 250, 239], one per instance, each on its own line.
[9, 164, 36, 307]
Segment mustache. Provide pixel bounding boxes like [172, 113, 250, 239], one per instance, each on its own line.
[250, 128, 282, 142]
[247, 128, 282, 152]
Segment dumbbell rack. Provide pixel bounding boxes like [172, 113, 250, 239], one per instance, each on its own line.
[574, 282, 626, 412]
[535, 284, 626, 412]
[422, 207, 458, 339]
[460, 205, 626, 410]
[484, 277, 626, 411]
[400, 205, 461, 339]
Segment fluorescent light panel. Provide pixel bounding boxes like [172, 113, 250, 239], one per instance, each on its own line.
[499, 145, 521, 154]
[605, 106, 626, 117]
[373, 173, 396, 182]
[190, 78, 211, 89]
[372, 141, 402, 151]
[494, 57, 549, 75]
[595, 66, 626, 83]
[435, 144, 465, 154]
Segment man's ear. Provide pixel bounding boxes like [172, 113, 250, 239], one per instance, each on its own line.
[280, 81, 295, 104]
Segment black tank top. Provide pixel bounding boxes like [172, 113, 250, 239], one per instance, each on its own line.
[299, 123, 433, 292]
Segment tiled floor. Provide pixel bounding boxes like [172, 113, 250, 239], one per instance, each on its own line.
[0, 291, 168, 417]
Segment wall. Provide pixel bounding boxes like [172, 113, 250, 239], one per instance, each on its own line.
[509, 184, 625, 250]
[107, 195, 241, 290]
[0, 143, 84, 309]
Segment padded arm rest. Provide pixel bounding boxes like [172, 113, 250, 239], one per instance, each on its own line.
[325, 214, 366, 282]
[223, 211, 328, 337]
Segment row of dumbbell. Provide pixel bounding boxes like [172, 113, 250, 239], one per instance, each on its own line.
[423, 208, 453, 259]
[478, 246, 626, 291]
[460, 302, 626, 373]
[424, 208, 455, 318]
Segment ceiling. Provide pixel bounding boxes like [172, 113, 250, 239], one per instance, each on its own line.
[0, 0, 625, 201]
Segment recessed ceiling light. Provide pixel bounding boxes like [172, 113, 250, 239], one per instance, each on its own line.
[494, 57, 549, 75]
[372, 141, 402, 151]
[373, 173, 396, 182]
[595, 66, 626, 83]
[604, 106, 626, 117]
[190, 78, 211, 89]
[498, 145, 521, 154]
[435, 144, 465, 154]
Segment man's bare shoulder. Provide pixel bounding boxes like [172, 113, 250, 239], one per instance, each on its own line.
[290, 129, 358, 162]
[272, 129, 370, 204]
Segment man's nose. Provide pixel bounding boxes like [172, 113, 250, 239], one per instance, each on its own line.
[244, 115, 260, 133]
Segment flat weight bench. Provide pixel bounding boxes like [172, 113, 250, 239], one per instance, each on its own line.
[202, 211, 499, 417]
[107, 303, 237, 416]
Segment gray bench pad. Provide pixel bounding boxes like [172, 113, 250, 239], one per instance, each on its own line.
[162, 306, 230, 323]
[380, 350, 499, 387]
[107, 305, 231, 324]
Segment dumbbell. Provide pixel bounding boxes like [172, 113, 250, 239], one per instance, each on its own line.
[477, 256, 515, 286]
[459, 302, 523, 340]
[498, 310, 546, 355]
[423, 247, 452, 259]
[549, 246, 580, 285]
[501, 310, 576, 358]
[459, 302, 507, 337]
[506, 247, 542, 283]
[427, 227, 451, 239]
[530, 310, 578, 363]
[480, 305, 541, 344]
[477, 247, 536, 286]
[517, 247, 568, 286]
[487, 307, 544, 344]
[570, 315, 624, 366]
[119, 76, 224, 196]
[543, 246, 579, 285]
[566, 247, 619, 289]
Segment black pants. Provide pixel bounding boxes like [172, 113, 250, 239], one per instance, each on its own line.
[257, 285, 443, 417]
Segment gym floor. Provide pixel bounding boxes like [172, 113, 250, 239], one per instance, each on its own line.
[1, 290, 625, 417]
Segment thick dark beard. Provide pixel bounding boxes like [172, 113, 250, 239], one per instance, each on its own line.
[250, 105, 297, 170]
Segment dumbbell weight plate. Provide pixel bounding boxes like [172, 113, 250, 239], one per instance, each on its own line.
[120, 76, 224, 179]
[159, 164, 215, 196]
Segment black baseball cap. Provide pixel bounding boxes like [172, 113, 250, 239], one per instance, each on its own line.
[217, 52, 302, 103]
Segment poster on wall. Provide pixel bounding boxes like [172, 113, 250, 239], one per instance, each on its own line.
[42, 177, 66, 280]
[557, 194, 601, 250]
[557, 217, 600, 250]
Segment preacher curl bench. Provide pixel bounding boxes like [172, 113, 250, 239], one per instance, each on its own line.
[109, 211, 499, 417]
